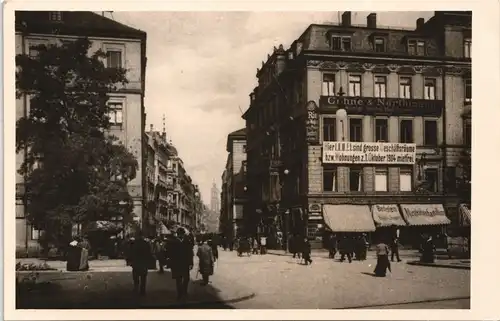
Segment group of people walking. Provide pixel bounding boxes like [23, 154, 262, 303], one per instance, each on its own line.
[126, 228, 218, 300]
[324, 233, 370, 263]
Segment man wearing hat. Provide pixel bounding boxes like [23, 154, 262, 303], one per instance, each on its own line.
[168, 227, 194, 300]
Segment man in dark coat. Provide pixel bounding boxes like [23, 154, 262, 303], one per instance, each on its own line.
[340, 235, 353, 263]
[129, 232, 153, 295]
[301, 237, 312, 265]
[328, 233, 338, 259]
[169, 228, 194, 300]
[391, 236, 402, 262]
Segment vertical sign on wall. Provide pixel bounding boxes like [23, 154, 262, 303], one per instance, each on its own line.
[305, 101, 319, 144]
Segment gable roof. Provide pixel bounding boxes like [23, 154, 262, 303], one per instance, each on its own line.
[15, 11, 146, 40]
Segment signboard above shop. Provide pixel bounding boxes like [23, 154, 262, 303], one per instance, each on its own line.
[322, 142, 416, 165]
[319, 96, 443, 117]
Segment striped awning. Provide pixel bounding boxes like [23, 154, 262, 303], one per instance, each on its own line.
[400, 204, 451, 226]
[459, 204, 471, 226]
[323, 205, 376, 232]
[372, 204, 407, 227]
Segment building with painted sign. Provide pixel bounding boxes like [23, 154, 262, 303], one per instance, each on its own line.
[242, 11, 471, 248]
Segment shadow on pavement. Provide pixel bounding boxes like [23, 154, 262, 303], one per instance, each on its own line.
[16, 270, 238, 309]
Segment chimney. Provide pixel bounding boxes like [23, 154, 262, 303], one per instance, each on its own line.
[416, 18, 425, 30]
[341, 11, 351, 27]
[367, 13, 377, 29]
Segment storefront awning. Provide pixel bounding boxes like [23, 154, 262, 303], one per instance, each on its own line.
[372, 204, 407, 227]
[323, 205, 376, 232]
[459, 204, 471, 226]
[400, 204, 451, 226]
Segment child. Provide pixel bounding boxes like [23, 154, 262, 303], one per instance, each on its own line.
[302, 237, 312, 265]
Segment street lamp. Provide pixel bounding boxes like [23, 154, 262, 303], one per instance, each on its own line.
[335, 87, 347, 142]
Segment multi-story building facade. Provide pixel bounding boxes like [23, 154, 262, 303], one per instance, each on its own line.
[15, 11, 147, 253]
[243, 11, 471, 247]
[210, 181, 220, 213]
[219, 128, 248, 240]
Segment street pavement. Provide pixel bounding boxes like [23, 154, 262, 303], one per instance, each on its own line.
[16, 248, 470, 309]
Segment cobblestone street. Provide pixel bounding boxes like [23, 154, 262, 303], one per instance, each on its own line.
[17, 248, 470, 309]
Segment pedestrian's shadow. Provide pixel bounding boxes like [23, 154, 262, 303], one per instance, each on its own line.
[360, 272, 378, 277]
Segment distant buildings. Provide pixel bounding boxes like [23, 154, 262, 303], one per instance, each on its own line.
[15, 11, 147, 253]
[242, 11, 471, 248]
[219, 128, 247, 240]
[210, 181, 220, 213]
[144, 124, 204, 234]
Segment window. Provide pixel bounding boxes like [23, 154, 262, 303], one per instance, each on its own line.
[108, 102, 123, 126]
[375, 168, 388, 192]
[465, 78, 472, 103]
[323, 167, 337, 192]
[424, 78, 436, 100]
[425, 168, 439, 192]
[399, 77, 412, 98]
[408, 39, 425, 55]
[424, 120, 438, 146]
[322, 73, 335, 96]
[31, 226, 40, 240]
[331, 36, 351, 51]
[400, 119, 413, 143]
[399, 168, 413, 191]
[16, 203, 24, 218]
[49, 11, 62, 21]
[464, 38, 471, 58]
[322, 117, 336, 141]
[374, 37, 385, 52]
[29, 46, 40, 58]
[464, 121, 471, 147]
[374, 76, 387, 98]
[349, 167, 363, 192]
[349, 118, 363, 142]
[348, 75, 361, 96]
[375, 118, 388, 142]
[107, 50, 122, 68]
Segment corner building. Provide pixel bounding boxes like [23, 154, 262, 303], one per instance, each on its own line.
[243, 11, 471, 248]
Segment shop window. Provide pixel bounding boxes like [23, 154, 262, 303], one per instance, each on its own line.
[425, 168, 439, 192]
[464, 38, 471, 58]
[374, 76, 387, 98]
[322, 117, 336, 141]
[424, 78, 436, 100]
[399, 77, 412, 99]
[323, 167, 337, 192]
[374, 37, 386, 52]
[348, 75, 361, 96]
[464, 78, 472, 103]
[322, 73, 335, 96]
[349, 167, 363, 192]
[349, 118, 363, 142]
[375, 168, 388, 192]
[375, 118, 388, 142]
[399, 119, 413, 143]
[29, 46, 40, 58]
[424, 120, 438, 146]
[399, 168, 413, 191]
[107, 50, 123, 68]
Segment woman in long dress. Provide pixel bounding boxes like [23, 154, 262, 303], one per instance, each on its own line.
[196, 240, 214, 285]
[373, 240, 391, 277]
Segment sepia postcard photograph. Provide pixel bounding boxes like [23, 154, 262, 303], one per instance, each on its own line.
[2, 0, 499, 320]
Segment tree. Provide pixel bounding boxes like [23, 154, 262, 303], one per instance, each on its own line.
[16, 38, 138, 248]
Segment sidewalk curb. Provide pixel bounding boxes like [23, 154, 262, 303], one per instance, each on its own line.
[162, 293, 256, 309]
[407, 261, 470, 270]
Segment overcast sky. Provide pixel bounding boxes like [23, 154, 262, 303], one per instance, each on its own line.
[111, 11, 434, 205]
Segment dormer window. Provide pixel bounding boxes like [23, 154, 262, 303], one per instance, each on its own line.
[408, 39, 426, 56]
[374, 37, 386, 52]
[49, 11, 62, 22]
[331, 35, 351, 52]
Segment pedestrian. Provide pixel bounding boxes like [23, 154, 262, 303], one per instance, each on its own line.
[129, 231, 153, 295]
[373, 239, 391, 277]
[340, 235, 353, 263]
[359, 233, 368, 261]
[154, 238, 167, 273]
[328, 233, 338, 259]
[289, 234, 296, 257]
[301, 237, 312, 265]
[168, 228, 194, 301]
[391, 235, 402, 262]
[196, 240, 215, 285]
[420, 235, 436, 263]
[260, 235, 267, 255]
[252, 237, 259, 255]
[208, 238, 218, 262]
[66, 240, 82, 272]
